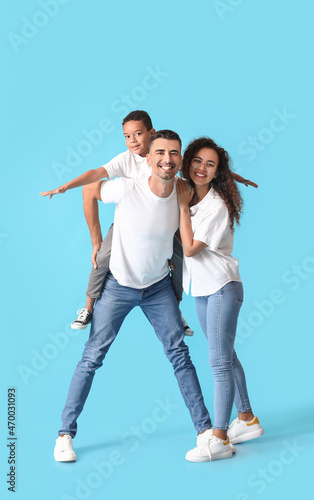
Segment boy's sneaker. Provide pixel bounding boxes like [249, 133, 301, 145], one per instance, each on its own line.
[228, 416, 264, 444]
[54, 435, 77, 462]
[180, 312, 194, 336]
[71, 308, 93, 330]
[197, 428, 236, 453]
[186, 435, 234, 462]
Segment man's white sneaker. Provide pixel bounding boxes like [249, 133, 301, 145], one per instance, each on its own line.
[186, 435, 234, 462]
[228, 416, 264, 444]
[54, 435, 77, 462]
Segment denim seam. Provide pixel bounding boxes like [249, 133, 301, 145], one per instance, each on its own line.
[215, 290, 232, 429]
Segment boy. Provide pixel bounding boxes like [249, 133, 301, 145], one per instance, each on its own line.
[41, 110, 257, 334]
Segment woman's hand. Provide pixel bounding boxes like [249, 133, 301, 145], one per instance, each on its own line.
[177, 178, 194, 208]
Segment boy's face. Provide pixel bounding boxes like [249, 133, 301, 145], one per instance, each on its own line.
[123, 120, 155, 157]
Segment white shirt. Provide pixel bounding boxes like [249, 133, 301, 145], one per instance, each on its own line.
[183, 187, 241, 297]
[101, 176, 179, 289]
[103, 150, 151, 179]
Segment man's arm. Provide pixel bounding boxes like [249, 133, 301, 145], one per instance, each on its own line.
[232, 172, 258, 188]
[40, 167, 109, 199]
[82, 181, 103, 268]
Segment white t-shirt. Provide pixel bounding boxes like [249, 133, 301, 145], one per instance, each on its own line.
[183, 187, 241, 297]
[103, 150, 151, 179]
[101, 176, 179, 289]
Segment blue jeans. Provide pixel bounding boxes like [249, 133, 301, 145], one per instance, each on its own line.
[59, 273, 212, 437]
[195, 281, 252, 430]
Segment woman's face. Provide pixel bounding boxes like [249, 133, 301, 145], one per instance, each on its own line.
[189, 148, 219, 187]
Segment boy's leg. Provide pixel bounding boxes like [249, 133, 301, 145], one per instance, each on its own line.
[60, 273, 136, 437]
[72, 225, 114, 329]
[170, 233, 183, 303]
[140, 275, 211, 434]
[86, 224, 114, 301]
[171, 234, 194, 336]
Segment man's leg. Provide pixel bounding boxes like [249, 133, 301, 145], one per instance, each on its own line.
[59, 272, 135, 437]
[140, 275, 211, 434]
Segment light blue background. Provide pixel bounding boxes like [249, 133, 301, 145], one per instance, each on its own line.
[1, 1, 313, 499]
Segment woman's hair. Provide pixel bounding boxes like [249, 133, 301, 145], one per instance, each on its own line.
[181, 137, 243, 231]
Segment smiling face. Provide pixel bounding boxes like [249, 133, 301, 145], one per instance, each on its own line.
[189, 147, 219, 187]
[123, 120, 154, 157]
[147, 138, 182, 181]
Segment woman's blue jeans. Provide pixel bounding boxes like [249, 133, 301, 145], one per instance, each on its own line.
[195, 281, 252, 430]
[59, 273, 212, 437]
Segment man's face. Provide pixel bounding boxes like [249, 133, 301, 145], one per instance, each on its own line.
[147, 138, 182, 181]
[123, 120, 154, 157]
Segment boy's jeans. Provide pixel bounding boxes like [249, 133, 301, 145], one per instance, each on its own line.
[195, 281, 252, 430]
[86, 225, 183, 302]
[59, 273, 211, 437]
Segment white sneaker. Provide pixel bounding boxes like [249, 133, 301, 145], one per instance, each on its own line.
[186, 435, 234, 462]
[54, 435, 77, 462]
[228, 416, 264, 444]
[197, 429, 236, 453]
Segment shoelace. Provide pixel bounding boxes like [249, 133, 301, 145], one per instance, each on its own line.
[59, 435, 72, 451]
[229, 417, 241, 429]
[76, 308, 90, 322]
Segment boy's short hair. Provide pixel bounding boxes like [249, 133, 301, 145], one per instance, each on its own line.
[122, 110, 153, 131]
[148, 130, 182, 151]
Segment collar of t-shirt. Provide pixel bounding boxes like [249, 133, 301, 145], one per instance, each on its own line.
[190, 186, 217, 215]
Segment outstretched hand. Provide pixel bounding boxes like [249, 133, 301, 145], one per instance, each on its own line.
[177, 178, 194, 208]
[242, 179, 258, 188]
[40, 186, 67, 199]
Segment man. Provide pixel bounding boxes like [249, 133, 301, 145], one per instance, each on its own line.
[54, 130, 212, 462]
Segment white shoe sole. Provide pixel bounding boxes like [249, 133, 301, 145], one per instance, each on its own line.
[186, 450, 233, 462]
[71, 323, 89, 330]
[54, 452, 77, 462]
[184, 329, 194, 337]
[230, 427, 264, 444]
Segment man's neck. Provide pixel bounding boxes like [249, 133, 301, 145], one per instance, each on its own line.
[148, 176, 175, 198]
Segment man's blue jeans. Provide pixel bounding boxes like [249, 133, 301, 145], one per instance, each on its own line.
[195, 281, 252, 430]
[59, 273, 212, 437]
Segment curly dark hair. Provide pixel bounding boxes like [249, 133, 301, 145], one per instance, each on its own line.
[181, 137, 243, 231]
[122, 110, 153, 131]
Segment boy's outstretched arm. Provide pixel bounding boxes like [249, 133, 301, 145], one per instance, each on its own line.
[232, 172, 258, 188]
[40, 167, 109, 199]
[83, 182, 103, 269]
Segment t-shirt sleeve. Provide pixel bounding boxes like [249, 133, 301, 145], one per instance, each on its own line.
[102, 152, 127, 179]
[100, 177, 133, 204]
[193, 203, 230, 251]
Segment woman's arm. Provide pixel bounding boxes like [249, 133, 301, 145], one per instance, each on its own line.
[40, 166, 108, 199]
[177, 179, 207, 257]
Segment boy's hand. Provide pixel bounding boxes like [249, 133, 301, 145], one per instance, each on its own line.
[91, 241, 102, 269]
[40, 186, 67, 199]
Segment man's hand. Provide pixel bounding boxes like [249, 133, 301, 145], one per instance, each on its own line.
[40, 186, 67, 199]
[177, 178, 194, 208]
[91, 241, 102, 269]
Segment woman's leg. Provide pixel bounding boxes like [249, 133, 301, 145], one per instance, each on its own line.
[195, 281, 244, 439]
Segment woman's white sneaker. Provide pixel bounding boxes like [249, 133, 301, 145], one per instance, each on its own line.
[228, 416, 264, 444]
[54, 435, 77, 462]
[186, 435, 234, 462]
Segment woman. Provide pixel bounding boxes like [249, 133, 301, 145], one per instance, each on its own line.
[177, 137, 264, 462]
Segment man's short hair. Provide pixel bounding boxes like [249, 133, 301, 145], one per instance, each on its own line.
[148, 130, 182, 151]
[122, 110, 153, 131]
